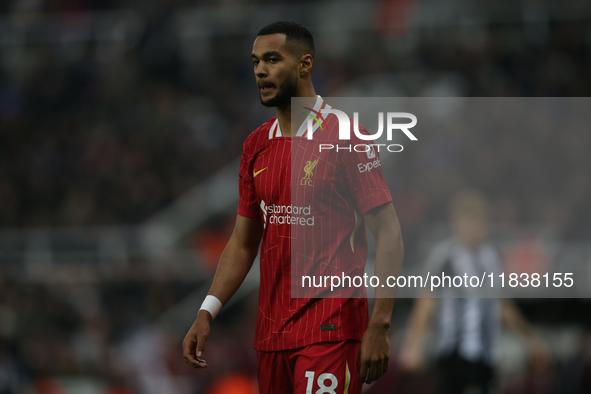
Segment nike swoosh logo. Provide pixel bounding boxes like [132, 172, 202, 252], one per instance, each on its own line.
[253, 167, 268, 177]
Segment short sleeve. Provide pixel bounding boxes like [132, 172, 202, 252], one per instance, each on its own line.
[480, 244, 502, 276]
[423, 239, 454, 274]
[237, 145, 259, 218]
[342, 128, 393, 215]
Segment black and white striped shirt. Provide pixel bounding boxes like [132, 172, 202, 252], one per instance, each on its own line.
[424, 238, 501, 365]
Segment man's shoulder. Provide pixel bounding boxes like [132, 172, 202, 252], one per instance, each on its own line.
[243, 117, 277, 150]
[424, 238, 455, 270]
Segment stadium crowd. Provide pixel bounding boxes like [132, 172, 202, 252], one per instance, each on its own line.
[0, 13, 588, 235]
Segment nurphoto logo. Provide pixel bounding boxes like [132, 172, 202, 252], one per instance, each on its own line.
[304, 107, 418, 153]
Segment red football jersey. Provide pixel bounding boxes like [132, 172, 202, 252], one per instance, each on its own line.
[238, 96, 392, 351]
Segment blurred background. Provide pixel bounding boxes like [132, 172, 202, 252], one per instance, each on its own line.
[1, 0, 591, 393]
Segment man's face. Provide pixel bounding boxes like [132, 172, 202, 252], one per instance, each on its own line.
[452, 213, 489, 250]
[251, 34, 300, 108]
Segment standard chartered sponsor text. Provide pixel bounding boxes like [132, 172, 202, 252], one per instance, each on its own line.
[264, 202, 315, 226]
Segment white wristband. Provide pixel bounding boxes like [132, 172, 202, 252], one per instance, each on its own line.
[199, 295, 223, 319]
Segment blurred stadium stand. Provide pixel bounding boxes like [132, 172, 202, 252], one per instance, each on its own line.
[1, 0, 591, 393]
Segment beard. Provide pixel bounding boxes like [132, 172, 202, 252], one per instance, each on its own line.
[260, 73, 299, 108]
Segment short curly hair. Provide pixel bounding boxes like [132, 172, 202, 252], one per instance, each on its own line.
[257, 20, 315, 59]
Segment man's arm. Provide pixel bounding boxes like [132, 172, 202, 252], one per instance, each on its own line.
[182, 214, 263, 368]
[358, 202, 404, 384]
[501, 299, 549, 368]
[399, 297, 437, 372]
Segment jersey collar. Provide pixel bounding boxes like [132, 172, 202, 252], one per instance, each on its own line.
[268, 95, 330, 139]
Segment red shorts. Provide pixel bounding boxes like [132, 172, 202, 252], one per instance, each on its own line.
[257, 340, 362, 394]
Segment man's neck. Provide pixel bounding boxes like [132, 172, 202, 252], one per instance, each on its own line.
[275, 105, 293, 137]
[275, 86, 316, 137]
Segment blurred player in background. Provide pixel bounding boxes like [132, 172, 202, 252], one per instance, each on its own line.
[400, 189, 548, 394]
[182, 21, 404, 393]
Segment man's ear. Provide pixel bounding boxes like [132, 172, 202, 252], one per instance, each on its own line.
[299, 54, 313, 77]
